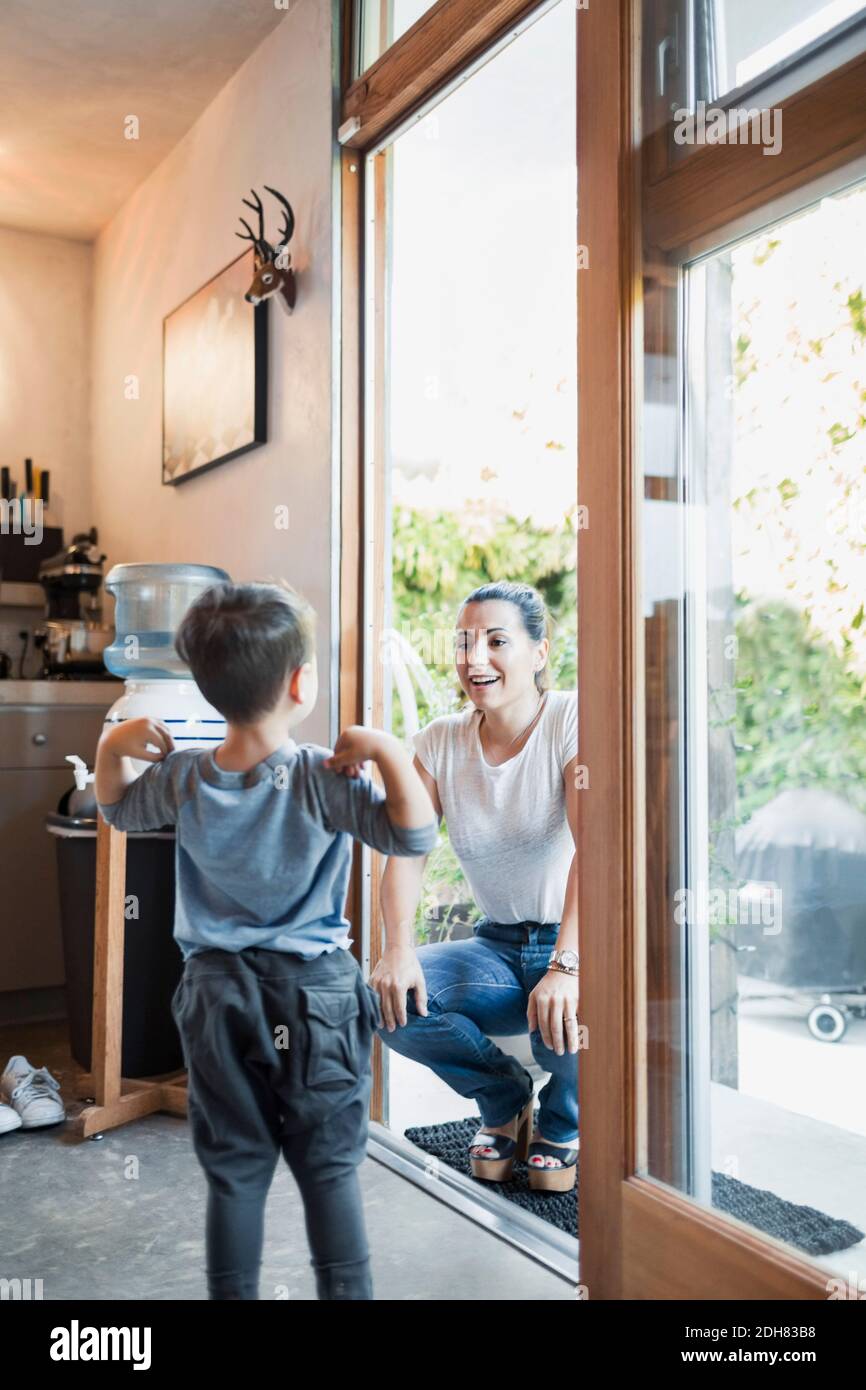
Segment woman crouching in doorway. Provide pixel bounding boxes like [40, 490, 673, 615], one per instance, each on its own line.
[372, 581, 580, 1191]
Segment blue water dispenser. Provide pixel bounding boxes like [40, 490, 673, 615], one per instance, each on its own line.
[102, 563, 229, 758]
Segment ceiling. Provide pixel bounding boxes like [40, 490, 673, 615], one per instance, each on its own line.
[0, 0, 287, 241]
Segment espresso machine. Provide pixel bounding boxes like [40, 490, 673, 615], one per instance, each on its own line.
[34, 529, 117, 679]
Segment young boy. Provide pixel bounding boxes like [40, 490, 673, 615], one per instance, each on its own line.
[94, 581, 437, 1301]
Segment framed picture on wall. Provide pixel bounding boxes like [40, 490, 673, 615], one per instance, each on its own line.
[162, 250, 267, 486]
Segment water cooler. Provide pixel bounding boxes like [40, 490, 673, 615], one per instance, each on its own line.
[102, 563, 230, 755]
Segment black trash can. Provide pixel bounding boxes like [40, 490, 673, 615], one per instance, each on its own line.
[46, 813, 184, 1078]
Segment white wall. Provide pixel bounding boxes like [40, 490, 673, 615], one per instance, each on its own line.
[90, 0, 336, 743]
[0, 225, 93, 538]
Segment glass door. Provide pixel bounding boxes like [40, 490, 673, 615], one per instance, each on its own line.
[642, 177, 866, 1285]
[358, 0, 577, 1252]
[577, 0, 866, 1304]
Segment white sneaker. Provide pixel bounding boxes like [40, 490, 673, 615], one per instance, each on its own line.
[0, 1055, 66, 1129]
[0, 1101, 22, 1135]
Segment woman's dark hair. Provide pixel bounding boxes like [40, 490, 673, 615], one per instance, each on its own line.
[460, 580, 553, 693]
[175, 580, 316, 725]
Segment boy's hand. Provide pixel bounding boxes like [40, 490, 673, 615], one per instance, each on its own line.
[325, 725, 434, 837]
[324, 725, 392, 779]
[95, 717, 175, 812]
[101, 717, 175, 764]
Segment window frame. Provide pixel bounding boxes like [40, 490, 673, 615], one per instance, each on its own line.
[578, 0, 866, 1298]
[339, 0, 547, 145]
[644, 0, 866, 187]
[645, 43, 866, 253]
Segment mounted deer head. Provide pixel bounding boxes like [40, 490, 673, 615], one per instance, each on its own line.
[235, 185, 296, 313]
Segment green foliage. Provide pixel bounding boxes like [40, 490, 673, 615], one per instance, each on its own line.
[734, 332, 757, 388]
[752, 237, 780, 267]
[776, 478, 799, 506]
[391, 503, 577, 930]
[391, 503, 577, 729]
[848, 288, 866, 338]
[828, 422, 856, 447]
[725, 197, 866, 858]
[414, 824, 482, 944]
[734, 598, 866, 822]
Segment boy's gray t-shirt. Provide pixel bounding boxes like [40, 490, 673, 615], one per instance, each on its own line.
[97, 739, 437, 961]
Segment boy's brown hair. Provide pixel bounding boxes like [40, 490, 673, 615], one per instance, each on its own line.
[175, 580, 316, 725]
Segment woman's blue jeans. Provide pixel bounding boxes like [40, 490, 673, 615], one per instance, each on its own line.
[377, 919, 579, 1143]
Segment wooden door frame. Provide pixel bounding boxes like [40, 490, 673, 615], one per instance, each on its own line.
[575, 0, 639, 1301]
[578, 0, 864, 1299]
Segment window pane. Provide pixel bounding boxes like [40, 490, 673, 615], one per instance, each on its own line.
[641, 178, 866, 1284]
[702, 0, 866, 100]
[357, 0, 438, 73]
[366, 0, 577, 1136]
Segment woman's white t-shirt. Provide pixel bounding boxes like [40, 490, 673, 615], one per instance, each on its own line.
[413, 688, 577, 926]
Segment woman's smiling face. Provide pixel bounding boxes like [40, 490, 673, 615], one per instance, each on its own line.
[455, 599, 547, 709]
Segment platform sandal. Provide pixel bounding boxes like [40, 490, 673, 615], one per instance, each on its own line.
[527, 1137, 579, 1193]
[468, 1094, 535, 1183]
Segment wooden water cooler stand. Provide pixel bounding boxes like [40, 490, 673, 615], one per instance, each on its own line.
[68, 817, 188, 1139]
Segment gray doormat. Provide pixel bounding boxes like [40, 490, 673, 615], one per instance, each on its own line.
[404, 1115, 864, 1256]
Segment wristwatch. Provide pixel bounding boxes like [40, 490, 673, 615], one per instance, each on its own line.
[548, 948, 579, 975]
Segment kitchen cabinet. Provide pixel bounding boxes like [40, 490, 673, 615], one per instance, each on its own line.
[0, 685, 116, 1008]
[0, 766, 73, 991]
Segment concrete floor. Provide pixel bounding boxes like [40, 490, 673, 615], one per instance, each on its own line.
[0, 1021, 574, 1301]
[386, 989, 866, 1284]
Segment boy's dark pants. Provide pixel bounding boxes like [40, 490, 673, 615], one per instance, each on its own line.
[171, 944, 381, 1301]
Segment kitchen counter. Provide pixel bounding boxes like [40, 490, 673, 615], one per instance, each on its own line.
[0, 680, 120, 706]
